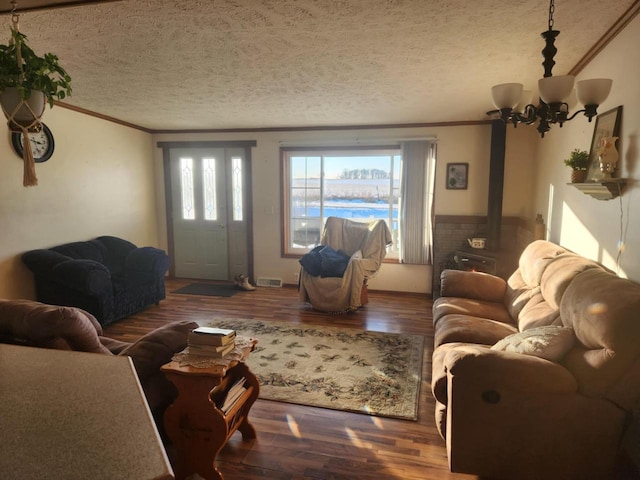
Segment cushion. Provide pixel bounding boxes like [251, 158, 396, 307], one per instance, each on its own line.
[491, 325, 575, 362]
[435, 314, 518, 349]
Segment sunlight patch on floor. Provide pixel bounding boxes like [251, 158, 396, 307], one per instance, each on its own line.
[286, 414, 302, 438]
[369, 414, 385, 430]
[345, 427, 365, 448]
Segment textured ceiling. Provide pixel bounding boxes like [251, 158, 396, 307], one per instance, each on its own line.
[3, 0, 636, 131]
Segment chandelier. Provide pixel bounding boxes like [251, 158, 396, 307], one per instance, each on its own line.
[489, 0, 612, 137]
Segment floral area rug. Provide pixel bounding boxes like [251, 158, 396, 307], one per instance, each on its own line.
[207, 318, 424, 420]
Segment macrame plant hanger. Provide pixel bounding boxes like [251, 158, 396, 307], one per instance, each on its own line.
[2, 0, 41, 186]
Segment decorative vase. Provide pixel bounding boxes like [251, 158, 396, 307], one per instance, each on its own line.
[598, 136, 619, 179]
[0, 87, 45, 131]
[571, 169, 587, 183]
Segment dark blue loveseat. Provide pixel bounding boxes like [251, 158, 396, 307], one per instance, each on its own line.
[22, 236, 169, 326]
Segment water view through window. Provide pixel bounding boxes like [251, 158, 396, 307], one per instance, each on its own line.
[286, 149, 401, 255]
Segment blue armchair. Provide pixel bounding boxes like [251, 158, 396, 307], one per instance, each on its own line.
[22, 236, 170, 326]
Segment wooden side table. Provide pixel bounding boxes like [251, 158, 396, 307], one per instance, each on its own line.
[161, 343, 259, 480]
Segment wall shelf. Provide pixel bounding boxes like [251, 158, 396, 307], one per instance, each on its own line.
[568, 179, 627, 200]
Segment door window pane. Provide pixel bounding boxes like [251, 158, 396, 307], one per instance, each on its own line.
[180, 157, 195, 220]
[231, 156, 243, 221]
[202, 157, 217, 221]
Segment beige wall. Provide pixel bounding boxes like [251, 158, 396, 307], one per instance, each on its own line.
[154, 123, 536, 293]
[0, 107, 157, 298]
[531, 13, 640, 282]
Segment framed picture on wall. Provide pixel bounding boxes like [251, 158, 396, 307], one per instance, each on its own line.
[446, 163, 468, 189]
[586, 106, 622, 182]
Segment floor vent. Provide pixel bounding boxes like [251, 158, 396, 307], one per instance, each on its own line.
[256, 277, 283, 288]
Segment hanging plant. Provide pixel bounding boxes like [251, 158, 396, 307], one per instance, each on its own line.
[0, 20, 72, 186]
[0, 28, 71, 120]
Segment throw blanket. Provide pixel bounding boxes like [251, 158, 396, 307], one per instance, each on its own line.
[299, 245, 350, 278]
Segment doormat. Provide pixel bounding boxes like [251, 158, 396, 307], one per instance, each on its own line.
[172, 283, 238, 297]
[206, 318, 424, 420]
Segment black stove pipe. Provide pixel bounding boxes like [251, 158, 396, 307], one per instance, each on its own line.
[487, 120, 506, 252]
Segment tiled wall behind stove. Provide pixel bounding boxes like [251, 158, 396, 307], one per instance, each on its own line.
[432, 216, 533, 298]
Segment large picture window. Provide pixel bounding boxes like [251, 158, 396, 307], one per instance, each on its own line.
[282, 147, 401, 257]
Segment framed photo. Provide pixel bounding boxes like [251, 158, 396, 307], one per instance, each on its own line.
[586, 106, 622, 181]
[446, 163, 468, 189]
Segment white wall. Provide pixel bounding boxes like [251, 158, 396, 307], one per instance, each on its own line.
[0, 107, 157, 298]
[531, 14, 640, 281]
[154, 123, 535, 293]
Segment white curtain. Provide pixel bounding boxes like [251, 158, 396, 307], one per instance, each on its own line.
[399, 140, 436, 264]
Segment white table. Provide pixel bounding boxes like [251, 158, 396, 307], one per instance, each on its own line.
[0, 344, 174, 480]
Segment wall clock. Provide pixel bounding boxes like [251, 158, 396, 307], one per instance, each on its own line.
[11, 123, 55, 163]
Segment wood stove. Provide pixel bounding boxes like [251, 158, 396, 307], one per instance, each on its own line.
[454, 250, 497, 275]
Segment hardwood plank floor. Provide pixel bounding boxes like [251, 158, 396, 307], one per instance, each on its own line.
[103, 279, 479, 480]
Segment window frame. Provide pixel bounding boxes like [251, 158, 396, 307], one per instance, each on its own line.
[281, 144, 401, 259]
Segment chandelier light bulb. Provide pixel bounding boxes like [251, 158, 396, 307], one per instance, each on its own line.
[576, 78, 613, 106]
[538, 75, 575, 104]
[491, 83, 524, 110]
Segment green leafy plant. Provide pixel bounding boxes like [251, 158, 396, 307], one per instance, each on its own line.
[0, 29, 71, 107]
[563, 148, 590, 171]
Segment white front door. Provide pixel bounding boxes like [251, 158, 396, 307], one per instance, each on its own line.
[170, 148, 230, 280]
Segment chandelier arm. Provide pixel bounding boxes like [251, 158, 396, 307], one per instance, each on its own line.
[518, 104, 539, 125]
[565, 109, 586, 122]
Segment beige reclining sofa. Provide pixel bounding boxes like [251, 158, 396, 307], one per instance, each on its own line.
[431, 240, 640, 479]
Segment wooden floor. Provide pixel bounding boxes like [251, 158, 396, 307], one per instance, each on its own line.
[104, 279, 479, 480]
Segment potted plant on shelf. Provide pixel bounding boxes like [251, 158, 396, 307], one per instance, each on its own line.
[563, 148, 590, 183]
[0, 28, 71, 131]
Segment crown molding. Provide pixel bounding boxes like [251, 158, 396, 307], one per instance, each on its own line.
[570, 0, 640, 75]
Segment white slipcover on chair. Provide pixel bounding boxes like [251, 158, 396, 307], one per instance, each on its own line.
[299, 217, 392, 313]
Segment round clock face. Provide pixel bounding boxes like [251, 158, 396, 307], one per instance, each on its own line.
[11, 123, 55, 163]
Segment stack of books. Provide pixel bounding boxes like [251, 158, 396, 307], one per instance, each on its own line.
[187, 327, 236, 358]
[220, 377, 247, 413]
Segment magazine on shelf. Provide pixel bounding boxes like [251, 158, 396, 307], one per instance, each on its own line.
[221, 377, 247, 413]
[188, 327, 236, 346]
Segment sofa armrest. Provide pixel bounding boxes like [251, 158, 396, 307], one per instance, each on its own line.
[442, 345, 623, 479]
[119, 320, 197, 380]
[22, 249, 71, 274]
[49, 259, 112, 296]
[440, 269, 507, 303]
[125, 247, 170, 275]
[0, 300, 110, 354]
[444, 344, 578, 394]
